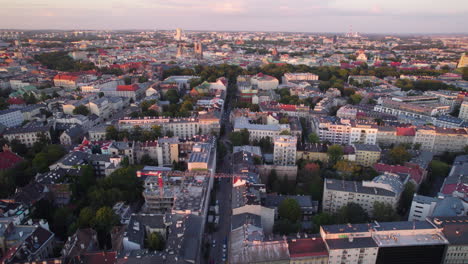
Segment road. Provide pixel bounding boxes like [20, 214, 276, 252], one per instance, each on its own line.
[206, 88, 235, 264]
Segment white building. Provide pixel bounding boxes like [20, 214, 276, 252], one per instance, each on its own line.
[273, 135, 297, 166]
[234, 117, 290, 141]
[459, 100, 468, 121]
[0, 109, 24, 127]
[322, 172, 404, 215]
[408, 194, 468, 221]
[282, 73, 319, 84]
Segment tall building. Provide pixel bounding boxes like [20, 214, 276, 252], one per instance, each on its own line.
[176, 43, 184, 58]
[459, 100, 468, 121]
[175, 28, 182, 41]
[458, 53, 468, 68]
[193, 41, 203, 59]
[273, 135, 297, 166]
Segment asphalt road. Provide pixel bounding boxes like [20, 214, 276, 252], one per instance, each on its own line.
[206, 93, 234, 264]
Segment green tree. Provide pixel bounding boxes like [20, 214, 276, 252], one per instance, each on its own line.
[278, 198, 301, 223]
[372, 202, 399, 222]
[73, 105, 90, 116]
[78, 207, 95, 228]
[52, 207, 74, 240]
[311, 213, 334, 233]
[124, 77, 132, 85]
[336, 203, 369, 224]
[327, 144, 344, 166]
[93, 206, 119, 233]
[389, 145, 411, 165]
[308, 133, 320, 143]
[279, 130, 291, 135]
[106, 126, 119, 140]
[273, 219, 301, 235]
[349, 94, 363, 105]
[140, 154, 157, 166]
[279, 117, 289, 124]
[32, 152, 49, 173]
[399, 182, 416, 215]
[146, 232, 165, 251]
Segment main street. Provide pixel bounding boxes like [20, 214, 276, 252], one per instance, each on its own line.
[206, 86, 235, 264]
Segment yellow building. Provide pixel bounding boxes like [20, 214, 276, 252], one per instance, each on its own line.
[458, 53, 468, 68]
[353, 143, 381, 167]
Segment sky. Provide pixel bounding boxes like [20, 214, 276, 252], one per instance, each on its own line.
[0, 0, 467, 33]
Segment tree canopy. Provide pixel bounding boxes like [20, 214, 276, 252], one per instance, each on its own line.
[278, 198, 302, 223]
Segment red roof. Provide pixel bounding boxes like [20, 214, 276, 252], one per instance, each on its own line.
[7, 97, 25, 105]
[280, 104, 296, 111]
[0, 150, 23, 170]
[396, 127, 416, 136]
[79, 251, 117, 264]
[54, 74, 79, 81]
[374, 163, 423, 184]
[288, 238, 328, 258]
[117, 84, 139, 92]
[441, 183, 458, 195]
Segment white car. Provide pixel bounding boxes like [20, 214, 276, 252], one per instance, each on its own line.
[212, 240, 216, 248]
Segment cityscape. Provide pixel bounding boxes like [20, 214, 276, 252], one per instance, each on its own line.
[0, 2, 468, 264]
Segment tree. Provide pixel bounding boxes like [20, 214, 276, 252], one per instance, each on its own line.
[98, 92, 104, 98]
[349, 94, 363, 105]
[73, 105, 90, 116]
[327, 145, 344, 166]
[93, 206, 119, 249]
[430, 160, 450, 178]
[336, 203, 369, 224]
[124, 77, 132, 85]
[308, 133, 320, 143]
[146, 232, 165, 251]
[399, 182, 416, 215]
[372, 202, 399, 222]
[279, 130, 291, 135]
[268, 169, 279, 192]
[273, 219, 301, 235]
[78, 207, 95, 228]
[32, 152, 49, 173]
[279, 117, 289, 124]
[229, 129, 249, 146]
[140, 154, 157, 166]
[165, 130, 174, 137]
[52, 207, 74, 240]
[389, 145, 411, 165]
[93, 206, 119, 232]
[278, 198, 302, 223]
[106, 126, 119, 140]
[312, 213, 334, 233]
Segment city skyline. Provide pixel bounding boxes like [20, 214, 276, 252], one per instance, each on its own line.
[1, 0, 468, 33]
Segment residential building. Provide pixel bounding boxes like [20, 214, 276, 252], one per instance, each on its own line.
[265, 194, 318, 221]
[312, 117, 378, 145]
[408, 195, 467, 221]
[237, 73, 279, 91]
[430, 216, 468, 264]
[353, 144, 381, 167]
[283, 73, 319, 84]
[60, 125, 85, 145]
[321, 220, 449, 264]
[0, 145, 23, 170]
[322, 172, 405, 215]
[459, 100, 468, 121]
[288, 237, 328, 264]
[234, 116, 290, 141]
[273, 135, 297, 166]
[3, 125, 51, 147]
[0, 108, 24, 127]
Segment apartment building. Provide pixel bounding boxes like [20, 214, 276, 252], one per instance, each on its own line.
[321, 219, 450, 264]
[0, 108, 24, 127]
[322, 172, 405, 215]
[234, 116, 290, 141]
[353, 144, 381, 167]
[282, 72, 319, 84]
[459, 100, 468, 121]
[408, 195, 467, 221]
[3, 125, 51, 147]
[313, 117, 378, 145]
[237, 73, 279, 91]
[273, 135, 297, 166]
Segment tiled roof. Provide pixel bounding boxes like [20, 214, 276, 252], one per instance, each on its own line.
[0, 150, 23, 170]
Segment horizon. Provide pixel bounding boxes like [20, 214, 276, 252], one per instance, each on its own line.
[1, 0, 467, 34]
